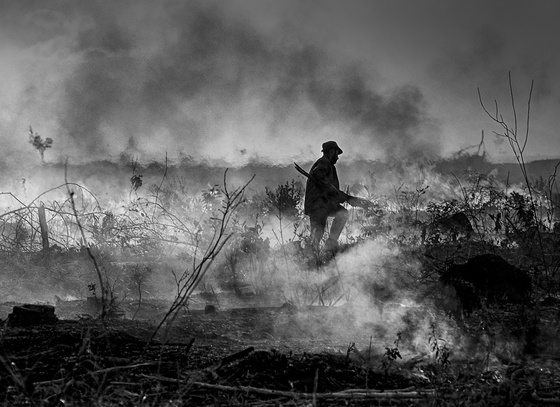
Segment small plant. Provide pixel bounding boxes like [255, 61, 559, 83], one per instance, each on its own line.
[381, 332, 402, 376]
[221, 220, 270, 294]
[28, 126, 53, 163]
[265, 179, 304, 248]
[394, 183, 429, 224]
[428, 322, 451, 371]
[128, 264, 153, 319]
[130, 174, 143, 192]
[129, 157, 143, 193]
[265, 179, 303, 219]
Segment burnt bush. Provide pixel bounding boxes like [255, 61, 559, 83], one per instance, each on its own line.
[439, 254, 532, 316]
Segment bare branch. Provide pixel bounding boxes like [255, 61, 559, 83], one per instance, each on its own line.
[523, 79, 534, 153]
[508, 72, 518, 140]
[146, 171, 254, 344]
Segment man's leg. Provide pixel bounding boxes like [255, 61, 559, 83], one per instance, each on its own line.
[325, 205, 349, 250]
[309, 209, 329, 251]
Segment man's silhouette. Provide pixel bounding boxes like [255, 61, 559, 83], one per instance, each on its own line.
[304, 141, 349, 252]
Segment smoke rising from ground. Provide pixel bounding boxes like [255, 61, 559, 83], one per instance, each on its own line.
[264, 237, 461, 358]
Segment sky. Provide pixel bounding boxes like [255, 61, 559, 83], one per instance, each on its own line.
[0, 0, 559, 169]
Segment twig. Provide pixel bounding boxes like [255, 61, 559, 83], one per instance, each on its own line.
[530, 392, 560, 405]
[152, 152, 168, 219]
[218, 346, 255, 368]
[336, 386, 417, 393]
[146, 341, 195, 347]
[34, 362, 158, 386]
[88, 362, 158, 375]
[312, 368, 319, 406]
[210, 284, 220, 308]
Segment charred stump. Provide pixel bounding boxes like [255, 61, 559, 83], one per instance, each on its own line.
[7, 304, 58, 327]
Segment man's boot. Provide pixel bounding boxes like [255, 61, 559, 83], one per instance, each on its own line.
[324, 237, 339, 254]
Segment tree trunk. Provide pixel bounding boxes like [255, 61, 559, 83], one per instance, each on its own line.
[38, 203, 49, 250]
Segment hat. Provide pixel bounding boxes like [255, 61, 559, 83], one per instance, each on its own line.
[321, 141, 343, 154]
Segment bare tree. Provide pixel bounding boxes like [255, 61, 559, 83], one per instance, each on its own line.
[479, 72, 557, 295]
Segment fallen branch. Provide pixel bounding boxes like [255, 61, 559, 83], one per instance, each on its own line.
[139, 374, 434, 400]
[190, 381, 435, 399]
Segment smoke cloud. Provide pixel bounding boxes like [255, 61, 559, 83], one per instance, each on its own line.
[428, 21, 560, 158]
[1, 0, 441, 168]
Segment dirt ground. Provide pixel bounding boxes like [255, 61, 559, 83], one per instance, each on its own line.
[1, 298, 559, 406]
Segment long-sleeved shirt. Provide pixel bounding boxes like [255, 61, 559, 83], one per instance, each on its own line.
[304, 156, 344, 215]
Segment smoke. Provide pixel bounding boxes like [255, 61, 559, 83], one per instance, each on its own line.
[428, 22, 560, 158]
[268, 238, 461, 357]
[431, 25, 555, 103]
[1, 0, 441, 168]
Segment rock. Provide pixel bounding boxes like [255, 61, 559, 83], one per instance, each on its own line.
[7, 304, 58, 327]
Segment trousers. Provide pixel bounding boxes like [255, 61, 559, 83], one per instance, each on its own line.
[308, 204, 349, 249]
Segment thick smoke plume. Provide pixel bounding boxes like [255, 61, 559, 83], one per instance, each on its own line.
[1, 0, 440, 168]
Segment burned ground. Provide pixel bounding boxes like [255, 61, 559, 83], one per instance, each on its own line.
[0, 292, 559, 406]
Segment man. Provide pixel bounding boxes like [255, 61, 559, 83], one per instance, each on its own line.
[304, 141, 349, 251]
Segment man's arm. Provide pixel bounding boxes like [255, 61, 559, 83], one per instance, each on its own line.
[295, 162, 346, 199]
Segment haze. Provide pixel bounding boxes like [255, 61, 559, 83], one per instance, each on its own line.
[1, 0, 559, 169]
